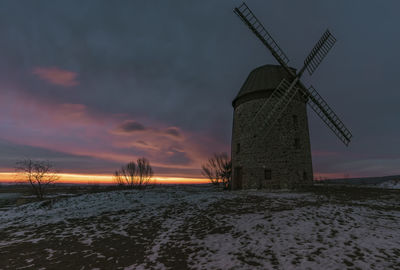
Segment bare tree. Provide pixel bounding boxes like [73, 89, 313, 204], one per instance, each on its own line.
[114, 162, 137, 188]
[202, 153, 231, 190]
[114, 157, 154, 189]
[15, 159, 60, 199]
[136, 157, 154, 188]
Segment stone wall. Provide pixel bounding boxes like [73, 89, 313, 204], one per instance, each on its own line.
[231, 66, 313, 190]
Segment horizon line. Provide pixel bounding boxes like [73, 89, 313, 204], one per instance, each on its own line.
[0, 172, 209, 185]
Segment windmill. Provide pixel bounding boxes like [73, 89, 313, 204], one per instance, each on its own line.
[231, 2, 352, 189]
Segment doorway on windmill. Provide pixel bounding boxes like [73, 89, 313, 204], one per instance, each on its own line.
[264, 169, 272, 180]
[234, 166, 243, 189]
[259, 168, 272, 189]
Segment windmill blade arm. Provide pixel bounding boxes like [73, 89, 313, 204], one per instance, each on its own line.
[302, 29, 337, 76]
[241, 79, 289, 139]
[234, 2, 290, 69]
[302, 85, 352, 146]
[244, 78, 300, 140]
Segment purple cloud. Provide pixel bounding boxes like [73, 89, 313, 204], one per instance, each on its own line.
[32, 67, 79, 87]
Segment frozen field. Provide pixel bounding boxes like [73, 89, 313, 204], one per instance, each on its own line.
[0, 185, 399, 269]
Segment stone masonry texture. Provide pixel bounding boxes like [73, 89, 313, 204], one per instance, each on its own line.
[231, 65, 313, 189]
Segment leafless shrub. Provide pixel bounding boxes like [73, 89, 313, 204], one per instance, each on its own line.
[202, 153, 231, 190]
[15, 159, 60, 200]
[114, 157, 154, 189]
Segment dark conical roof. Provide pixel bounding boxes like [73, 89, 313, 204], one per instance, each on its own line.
[233, 64, 296, 108]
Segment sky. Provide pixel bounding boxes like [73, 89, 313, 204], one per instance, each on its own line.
[0, 0, 399, 183]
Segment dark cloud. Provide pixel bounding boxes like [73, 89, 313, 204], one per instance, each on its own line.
[136, 140, 148, 146]
[117, 121, 146, 133]
[164, 127, 181, 138]
[0, 1, 400, 177]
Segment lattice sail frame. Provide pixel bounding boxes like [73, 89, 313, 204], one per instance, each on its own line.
[250, 78, 301, 138]
[304, 30, 337, 75]
[234, 2, 290, 68]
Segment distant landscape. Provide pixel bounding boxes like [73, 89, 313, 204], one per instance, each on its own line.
[320, 175, 400, 187]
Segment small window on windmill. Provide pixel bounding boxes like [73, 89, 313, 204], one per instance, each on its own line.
[264, 169, 272, 180]
[292, 115, 298, 129]
[236, 143, 241, 154]
[294, 138, 301, 149]
[303, 171, 308, 181]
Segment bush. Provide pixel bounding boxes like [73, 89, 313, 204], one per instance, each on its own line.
[114, 157, 154, 189]
[202, 153, 231, 190]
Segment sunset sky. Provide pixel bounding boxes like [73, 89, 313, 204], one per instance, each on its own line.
[0, 1, 399, 184]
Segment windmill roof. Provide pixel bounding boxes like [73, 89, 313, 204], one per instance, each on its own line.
[233, 64, 296, 107]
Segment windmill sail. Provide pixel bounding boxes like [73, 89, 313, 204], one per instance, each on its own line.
[303, 85, 352, 145]
[303, 30, 337, 75]
[247, 78, 301, 139]
[234, 2, 290, 68]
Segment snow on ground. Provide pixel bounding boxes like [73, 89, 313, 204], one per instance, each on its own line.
[0, 193, 21, 200]
[21, 193, 76, 199]
[378, 179, 400, 189]
[0, 185, 399, 269]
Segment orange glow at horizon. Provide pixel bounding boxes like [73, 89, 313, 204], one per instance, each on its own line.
[0, 172, 209, 185]
[0, 172, 353, 185]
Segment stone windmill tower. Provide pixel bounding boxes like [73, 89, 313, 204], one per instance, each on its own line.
[231, 3, 352, 189]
